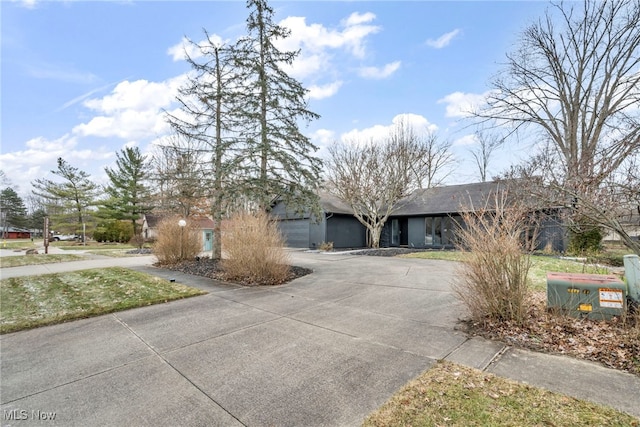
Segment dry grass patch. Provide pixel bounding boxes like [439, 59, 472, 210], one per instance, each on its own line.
[154, 216, 203, 265]
[363, 360, 638, 427]
[221, 211, 290, 286]
[453, 192, 534, 326]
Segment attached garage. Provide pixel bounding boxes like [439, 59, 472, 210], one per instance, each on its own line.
[277, 218, 310, 248]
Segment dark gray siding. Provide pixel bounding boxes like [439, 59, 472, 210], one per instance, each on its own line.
[270, 200, 309, 220]
[277, 219, 310, 248]
[309, 215, 326, 249]
[326, 215, 367, 248]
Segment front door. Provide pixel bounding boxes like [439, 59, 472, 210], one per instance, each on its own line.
[391, 219, 400, 246]
[204, 231, 213, 251]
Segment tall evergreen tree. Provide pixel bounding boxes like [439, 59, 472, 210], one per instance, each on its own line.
[31, 158, 98, 237]
[166, 32, 244, 260]
[103, 147, 153, 248]
[234, 0, 322, 211]
[0, 187, 28, 232]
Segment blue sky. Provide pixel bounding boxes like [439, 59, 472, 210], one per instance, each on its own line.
[1, 0, 552, 197]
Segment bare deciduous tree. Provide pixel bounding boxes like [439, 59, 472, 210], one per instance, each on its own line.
[326, 120, 435, 248]
[150, 138, 210, 218]
[480, 0, 640, 189]
[478, 0, 640, 253]
[506, 148, 640, 255]
[380, 118, 455, 190]
[469, 131, 503, 182]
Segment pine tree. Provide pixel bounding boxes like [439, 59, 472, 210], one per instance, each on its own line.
[165, 31, 245, 260]
[0, 187, 28, 233]
[31, 158, 98, 238]
[103, 147, 153, 248]
[234, 0, 322, 211]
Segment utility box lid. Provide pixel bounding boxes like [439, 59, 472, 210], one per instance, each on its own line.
[547, 272, 626, 320]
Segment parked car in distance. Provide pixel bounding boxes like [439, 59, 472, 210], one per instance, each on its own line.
[51, 234, 80, 241]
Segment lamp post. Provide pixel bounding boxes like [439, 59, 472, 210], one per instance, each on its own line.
[178, 219, 186, 260]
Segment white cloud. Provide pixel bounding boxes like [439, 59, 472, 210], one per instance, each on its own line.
[425, 29, 461, 49]
[453, 134, 478, 146]
[342, 11, 376, 27]
[0, 134, 113, 193]
[358, 61, 401, 79]
[275, 11, 386, 99]
[438, 91, 491, 118]
[11, 0, 38, 9]
[73, 75, 186, 140]
[311, 129, 336, 146]
[341, 113, 438, 143]
[308, 81, 343, 100]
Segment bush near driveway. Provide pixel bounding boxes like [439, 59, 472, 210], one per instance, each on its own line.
[154, 216, 203, 265]
[222, 210, 290, 286]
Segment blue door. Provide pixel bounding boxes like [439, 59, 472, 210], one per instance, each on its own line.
[204, 231, 213, 251]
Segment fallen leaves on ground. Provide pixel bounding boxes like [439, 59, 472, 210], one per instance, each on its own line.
[465, 291, 640, 376]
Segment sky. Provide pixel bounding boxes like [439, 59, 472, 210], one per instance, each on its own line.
[1, 0, 553, 199]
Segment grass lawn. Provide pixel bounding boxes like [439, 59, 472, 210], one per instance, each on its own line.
[0, 254, 86, 268]
[0, 267, 206, 334]
[401, 251, 612, 291]
[1, 240, 37, 250]
[363, 360, 638, 427]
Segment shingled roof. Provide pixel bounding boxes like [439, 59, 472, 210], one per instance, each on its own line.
[318, 191, 356, 215]
[393, 181, 511, 216]
[320, 181, 512, 216]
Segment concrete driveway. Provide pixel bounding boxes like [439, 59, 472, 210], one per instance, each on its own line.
[3, 250, 639, 425]
[0, 251, 469, 426]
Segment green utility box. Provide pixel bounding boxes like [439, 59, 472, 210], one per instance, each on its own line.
[547, 272, 627, 320]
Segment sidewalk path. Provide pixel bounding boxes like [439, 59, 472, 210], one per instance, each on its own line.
[0, 255, 156, 279]
[1, 250, 638, 426]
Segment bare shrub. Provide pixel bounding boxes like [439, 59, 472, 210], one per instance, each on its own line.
[453, 191, 536, 326]
[319, 241, 334, 251]
[154, 216, 203, 265]
[222, 210, 290, 286]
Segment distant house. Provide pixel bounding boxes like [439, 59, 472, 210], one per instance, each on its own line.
[141, 214, 215, 252]
[271, 181, 567, 252]
[1, 227, 32, 239]
[603, 212, 640, 243]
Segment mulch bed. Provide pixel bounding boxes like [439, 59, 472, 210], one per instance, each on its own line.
[461, 291, 640, 376]
[161, 257, 313, 286]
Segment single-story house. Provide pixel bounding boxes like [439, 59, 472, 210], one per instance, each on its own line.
[272, 181, 567, 252]
[1, 227, 32, 239]
[142, 214, 215, 252]
[271, 192, 367, 249]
